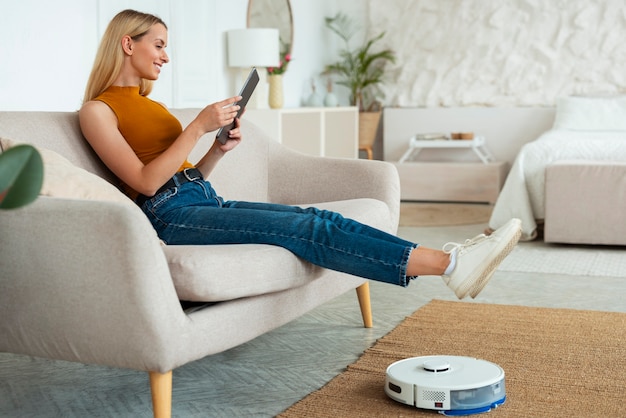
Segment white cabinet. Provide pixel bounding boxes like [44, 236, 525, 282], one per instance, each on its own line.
[244, 107, 358, 158]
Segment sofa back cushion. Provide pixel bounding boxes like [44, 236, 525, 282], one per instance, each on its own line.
[0, 110, 272, 202]
[0, 111, 117, 183]
[1, 137, 136, 206]
[169, 109, 271, 202]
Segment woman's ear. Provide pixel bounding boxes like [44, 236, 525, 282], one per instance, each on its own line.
[121, 35, 133, 55]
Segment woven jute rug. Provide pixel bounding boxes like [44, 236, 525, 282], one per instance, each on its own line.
[399, 202, 493, 227]
[279, 300, 626, 417]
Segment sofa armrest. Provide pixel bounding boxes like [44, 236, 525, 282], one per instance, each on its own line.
[0, 197, 187, 371]
[267, 143, 401, 230]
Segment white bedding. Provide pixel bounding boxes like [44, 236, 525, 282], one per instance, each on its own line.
[488, 129, 626, 240]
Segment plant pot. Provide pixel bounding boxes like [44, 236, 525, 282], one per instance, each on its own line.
[358, 111, 381, 159]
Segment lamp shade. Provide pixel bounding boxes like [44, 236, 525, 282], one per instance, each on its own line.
[227, 28, 280, 68]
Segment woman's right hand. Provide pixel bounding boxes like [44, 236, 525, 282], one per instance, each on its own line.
[193, 96, 242, 134]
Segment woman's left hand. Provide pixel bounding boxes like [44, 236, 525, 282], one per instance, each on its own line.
[217, 117, 242, 151]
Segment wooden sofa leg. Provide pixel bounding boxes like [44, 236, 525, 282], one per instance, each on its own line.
[149, 371, 172, 418]
[356, 282, 373, 328]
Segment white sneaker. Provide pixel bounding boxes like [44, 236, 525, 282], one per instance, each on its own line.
[442, 218, 522, 299]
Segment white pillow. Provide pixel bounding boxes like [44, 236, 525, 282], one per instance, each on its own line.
[553, 96, 626, 131]
[0, 137, 132, 205]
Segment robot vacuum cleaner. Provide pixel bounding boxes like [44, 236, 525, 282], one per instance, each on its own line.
[385, 355, 505, 416]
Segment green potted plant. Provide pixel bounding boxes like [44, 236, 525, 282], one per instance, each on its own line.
[0, 144, 43, 209]
[324, 13, 395, 159]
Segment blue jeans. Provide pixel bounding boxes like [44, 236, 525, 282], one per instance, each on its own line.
[140, 178, 418, 287]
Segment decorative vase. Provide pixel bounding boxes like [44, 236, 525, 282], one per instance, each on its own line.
[268, 74, 284, 109]
[324, 92, 338, 107]
[324, 78, 338, 107]
[307, 91, 323, 107]
[306, 79, 323, 107]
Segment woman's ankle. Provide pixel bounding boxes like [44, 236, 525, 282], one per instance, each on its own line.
[408, 247, 450, 276]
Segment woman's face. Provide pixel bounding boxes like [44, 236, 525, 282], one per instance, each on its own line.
[128, 23, 169, 81]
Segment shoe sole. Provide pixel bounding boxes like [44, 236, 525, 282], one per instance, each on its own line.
[466, 225, 522, 298]
[469, 227, 522, 299]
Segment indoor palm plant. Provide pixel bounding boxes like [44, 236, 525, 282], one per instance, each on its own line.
[324, 13, 395, 158]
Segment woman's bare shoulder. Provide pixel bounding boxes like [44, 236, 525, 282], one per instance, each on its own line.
[79, 100, 113, 118]
[79, 100, 119, 133]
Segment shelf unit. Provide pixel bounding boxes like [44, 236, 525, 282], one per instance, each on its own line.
[245, 107, 358, 158]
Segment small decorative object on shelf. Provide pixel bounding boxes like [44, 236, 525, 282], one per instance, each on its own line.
[267, 51, 291, 109]
[268, 74, 284, 109]
[324, 78, 338, 107]
[415, 133, 448, 141]
[451, 132, 474, 140]
[307, 78, 324, 107]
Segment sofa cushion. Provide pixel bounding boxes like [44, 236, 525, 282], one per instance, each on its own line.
[163, 198, 392, 302]
[1, 137, 133, 205]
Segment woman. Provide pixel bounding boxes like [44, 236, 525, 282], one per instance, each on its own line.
[79, 9, 521, 300]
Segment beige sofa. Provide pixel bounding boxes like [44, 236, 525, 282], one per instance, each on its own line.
[0, 110, 401, 417]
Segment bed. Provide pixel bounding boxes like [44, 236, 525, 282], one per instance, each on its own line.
[488, 95, 626, 241]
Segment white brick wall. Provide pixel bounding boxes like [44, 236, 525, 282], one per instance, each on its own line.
[367, 0, 626, 107]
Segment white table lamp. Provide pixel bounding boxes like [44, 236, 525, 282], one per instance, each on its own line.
[227, 28, 280, 109]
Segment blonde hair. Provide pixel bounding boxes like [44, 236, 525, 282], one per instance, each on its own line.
[83, 9, 167, 103]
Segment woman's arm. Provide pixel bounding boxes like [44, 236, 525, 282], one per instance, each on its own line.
[78, 96, 241, 196]
[195, 118, 242, 178]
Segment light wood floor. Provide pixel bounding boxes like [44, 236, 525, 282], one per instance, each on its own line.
[1, 222, 625, 417]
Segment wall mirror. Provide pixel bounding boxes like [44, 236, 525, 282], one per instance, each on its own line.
[247, 0, 293, 56]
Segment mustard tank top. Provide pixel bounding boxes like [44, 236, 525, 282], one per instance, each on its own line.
[94, 86, 194, 199]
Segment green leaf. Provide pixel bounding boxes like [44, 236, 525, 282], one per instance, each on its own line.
[324, 13, 395, 110]
[0, 144, 44, 209]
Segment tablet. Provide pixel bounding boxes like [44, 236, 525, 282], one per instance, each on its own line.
[215, 67, 260, 144]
